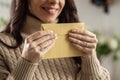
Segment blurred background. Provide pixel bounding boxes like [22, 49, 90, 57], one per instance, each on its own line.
[75, 1, 120, 80]
[0, 0, 120, 80]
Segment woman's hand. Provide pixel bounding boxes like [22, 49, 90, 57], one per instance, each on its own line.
[21, 30, 57, 63]
[68, 29, 98, 57]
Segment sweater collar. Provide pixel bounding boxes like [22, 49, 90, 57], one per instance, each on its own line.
[21, 15, 58, 36]
[21, 15, 42, 36]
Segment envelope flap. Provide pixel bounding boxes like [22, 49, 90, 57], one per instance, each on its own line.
[42, 23, 84, 35]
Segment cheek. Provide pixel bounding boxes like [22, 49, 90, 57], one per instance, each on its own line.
[60, 1, 65, 8]
[29, 0, 41, 10]
[29, 3, 40, 15]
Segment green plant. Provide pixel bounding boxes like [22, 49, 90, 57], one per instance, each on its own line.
[94, 31, 120, 60]
[0, 17, 7, 31]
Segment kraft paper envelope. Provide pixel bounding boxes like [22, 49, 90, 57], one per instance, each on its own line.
[41, 23, 84, 59]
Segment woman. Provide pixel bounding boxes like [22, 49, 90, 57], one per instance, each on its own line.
[0, 0, 110, 80]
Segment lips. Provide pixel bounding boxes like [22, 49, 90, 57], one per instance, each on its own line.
[42, 7, 59, 15]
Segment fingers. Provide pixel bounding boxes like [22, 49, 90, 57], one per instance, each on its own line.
[39, 39, 56, 57]
[68, 29, 98, 55]
[27, 30, 53, 42]
[26, 30, 57, 47]
[39, 37, 57, 49]
[22, 30, 57, 62]
[32, 33, 56, 46]
[70, 29, 96, 38]
[71, 43, 94, 57]
[69, 33, 97, 43]
[69, 37, 96, 48]
[26, 30, 57, 49]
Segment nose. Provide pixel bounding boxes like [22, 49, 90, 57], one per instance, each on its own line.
[48, 0, 59, 5]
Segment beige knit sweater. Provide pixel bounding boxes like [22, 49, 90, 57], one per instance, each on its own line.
[0, 32, 110, 80]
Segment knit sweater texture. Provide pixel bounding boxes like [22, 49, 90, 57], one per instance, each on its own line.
[0, 32, 110, 80]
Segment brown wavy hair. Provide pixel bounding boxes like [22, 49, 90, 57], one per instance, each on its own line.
[0, 0, 81, 72]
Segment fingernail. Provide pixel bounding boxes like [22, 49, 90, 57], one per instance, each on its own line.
[54, 36, 57, 39]
[55, 34, 58, 39]
[50, 30, 53, 33]
[55, 33, 57, 35]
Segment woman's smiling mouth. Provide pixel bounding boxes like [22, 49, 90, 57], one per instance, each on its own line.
[42, 7, 59, 15]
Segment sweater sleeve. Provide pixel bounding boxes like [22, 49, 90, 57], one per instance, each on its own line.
[76, 54, 111, 80]
[0, 33, 38, 80]
[0, 52, 38, 80]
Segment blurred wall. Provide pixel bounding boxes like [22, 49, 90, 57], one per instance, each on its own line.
[0, 0, 10, 19]
[0, 0, 10, 31]
[75, 0, 120, 34]
[74, 0, 120, 80]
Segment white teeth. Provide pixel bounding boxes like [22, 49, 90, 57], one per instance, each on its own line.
[49, 9, 56, 13]
[44, 8, 57, 15]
